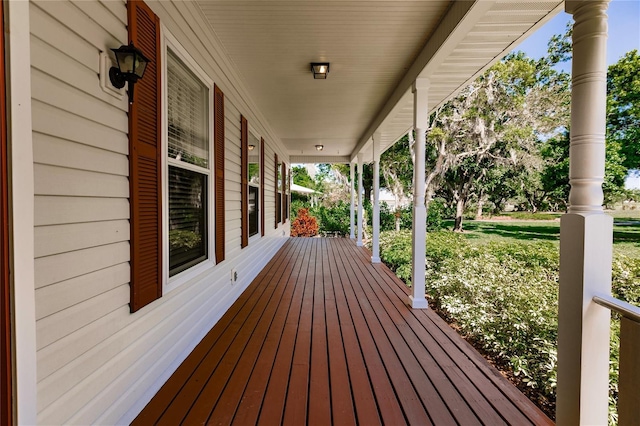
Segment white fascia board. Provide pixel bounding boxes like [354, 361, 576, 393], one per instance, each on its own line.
[427, 1, 565, 114]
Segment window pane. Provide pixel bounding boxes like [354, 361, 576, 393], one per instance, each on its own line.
[248, 132, 260, 185]
[249, 186, 259, 237]
[277, 162, 282, 191]
[169, 166, 207, 276]
[167, 49, 209, 168]
[276, 191, 282, 224]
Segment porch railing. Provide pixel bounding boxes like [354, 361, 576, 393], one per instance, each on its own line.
[593, 294, 640, 426]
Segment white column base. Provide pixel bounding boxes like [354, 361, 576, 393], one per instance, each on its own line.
[408, 295, 428, 309]
[356, 241, 363, 247]
[557, 213, 612, 425]
[371, 256, 381, 264]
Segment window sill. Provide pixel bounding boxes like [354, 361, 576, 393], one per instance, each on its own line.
[164, 258, 215, 294]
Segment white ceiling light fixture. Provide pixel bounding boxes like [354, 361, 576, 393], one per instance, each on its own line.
[310, 62, 330, 79]
[315, 144, 324, 151]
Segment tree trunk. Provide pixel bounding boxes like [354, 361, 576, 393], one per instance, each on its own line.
[453, 197, 465, 232]
[424, 187, 435, 231]
[364, 187, 372, 203]
[476, 191, 484, 219]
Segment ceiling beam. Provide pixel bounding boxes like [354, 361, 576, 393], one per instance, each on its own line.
[289, 155, 351, 164]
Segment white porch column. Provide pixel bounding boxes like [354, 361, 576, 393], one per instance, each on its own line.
[557, 2, 611, 425]
[357, 153, 364, 247]
[409, 78, 429, 309]
[371, 133, 381, 263]
[350, 162, 355, 239]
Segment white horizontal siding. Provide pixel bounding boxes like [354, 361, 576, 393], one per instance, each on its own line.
[35, 242, 131, 289]
[32, 100, 128, 155]
[33, 133, 128, 176]
[34, 164, 129, 198]
[35, 262, 130, 321]
[31, 69, 127, 130]
[32, 0, 290, 424]
[34, 220, 130, 258]
[35, 196, 129, 226]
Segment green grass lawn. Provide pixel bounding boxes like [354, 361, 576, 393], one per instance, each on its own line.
[444, 210, 640, 257]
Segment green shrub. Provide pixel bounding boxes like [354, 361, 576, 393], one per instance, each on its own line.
[311, 201, 351, 236]
[169, 229, 202, 251]
[290, 199, 308, 222]
[427, 241, 559, 397]
[380, 202, 396, 231]
[394, 198, 447, 231]
[379, 229, 636, 423]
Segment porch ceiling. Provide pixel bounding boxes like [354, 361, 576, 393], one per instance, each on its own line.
[195, 0, 563, 163]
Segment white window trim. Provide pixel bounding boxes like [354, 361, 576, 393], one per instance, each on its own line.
[161, 27, 216, 294]
[248, 126, 261, 243]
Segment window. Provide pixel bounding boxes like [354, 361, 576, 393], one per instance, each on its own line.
[248, 131, 260, 237]
[276, 158, 282, 224]
[166, 48, 210, 278]
[285, 164, 290, 221]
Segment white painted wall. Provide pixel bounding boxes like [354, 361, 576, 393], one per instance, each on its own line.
[30, 0, 290, 423]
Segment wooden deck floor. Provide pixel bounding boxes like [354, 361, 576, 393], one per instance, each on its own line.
[133, 238, 553, 425]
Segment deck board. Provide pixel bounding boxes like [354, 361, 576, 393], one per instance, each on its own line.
[134, 238, 553, 426]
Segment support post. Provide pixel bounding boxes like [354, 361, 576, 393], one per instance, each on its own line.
[357, 153, 364, 247]
[372, 133, 381, 263]
[557, 2, 611, 424]
[409, 78, 429, 309]
[350, 162, 355, 239]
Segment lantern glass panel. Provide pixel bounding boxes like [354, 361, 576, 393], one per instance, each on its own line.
[134, 55, 148, 78]
[116, 50, 136, 74]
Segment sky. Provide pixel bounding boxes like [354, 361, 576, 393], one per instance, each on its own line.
[513, 0, 640, 185]
[513, 0, 640, 71]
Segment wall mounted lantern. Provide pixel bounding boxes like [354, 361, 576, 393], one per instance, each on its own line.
[310, 63, 330, 79]
[248, 144, 255, 151]
[109, 43, 151, 104]
[315, 144, 324, 151]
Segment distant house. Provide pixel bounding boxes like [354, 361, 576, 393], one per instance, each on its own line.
[378, 188, 411, 210]
[625, 169, 640, 190]
[291, 183, 321, 207]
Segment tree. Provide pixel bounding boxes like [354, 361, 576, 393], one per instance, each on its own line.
[431, 52, 569, 231]
[292, 165, 314, 189]
[537, 51, 638, 211]
[540, 132, 570, 211]
[380, 135, 413, 206]
[603, 138, 627, 207]
[607, 50, 640, 170]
